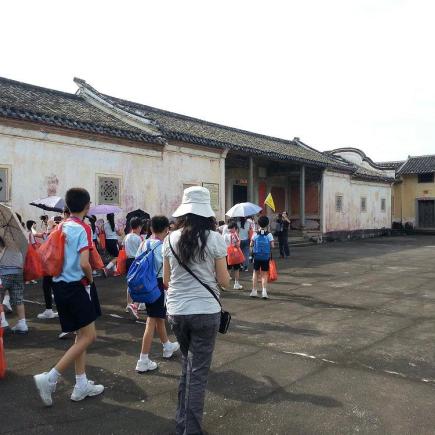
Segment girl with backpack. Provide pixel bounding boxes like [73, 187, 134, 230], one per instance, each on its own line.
[163, 186, 230, 435]
[250, 215, 274, 299]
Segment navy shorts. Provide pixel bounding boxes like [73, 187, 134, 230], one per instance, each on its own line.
[106, 239, 119, 258]
[253, 259, 270, 272]
[126, 257, 135, 274]
[145, 279, 166, 319]
[53, 281, 102, 332]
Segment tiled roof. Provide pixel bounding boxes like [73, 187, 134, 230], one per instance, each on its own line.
[89, 88, 347, 169]
[397, 155, 435, 175]
[325, 152, 394, 183]
[375, 160, 405, 170]
[0, 77, 166, 145]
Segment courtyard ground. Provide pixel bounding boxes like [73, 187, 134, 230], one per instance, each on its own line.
[2, 235, 435, 434]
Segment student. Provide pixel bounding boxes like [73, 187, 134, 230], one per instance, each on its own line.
[135, 215, 179, 372]
[163, 186, 230, 435]
[237, 217, 252, 272]
[25, 220, 44, 285]
[103, 213, 121, 276]
[250, 215, 274, 299]
[124, 217, 143, 319]
[34, 187, 104, 406]
[217, 220, 226, 235]
[0, 236, 28, 332]
[224, 222, 243, 290]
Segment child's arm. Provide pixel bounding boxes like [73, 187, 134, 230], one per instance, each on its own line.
[80, 249, 93, 284]
[163, 258, 171, 289]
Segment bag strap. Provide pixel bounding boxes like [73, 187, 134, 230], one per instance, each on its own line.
[168, 235, 222, 309]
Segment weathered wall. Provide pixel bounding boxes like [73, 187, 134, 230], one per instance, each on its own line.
[393, 175, 435, 225]
[0, 124, 223, 223]
[322, 170, 392, 233]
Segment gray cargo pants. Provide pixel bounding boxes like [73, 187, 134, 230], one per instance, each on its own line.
[168, 312, 220, 435]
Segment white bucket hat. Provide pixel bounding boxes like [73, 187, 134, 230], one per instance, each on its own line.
[172, 186, 215, 218]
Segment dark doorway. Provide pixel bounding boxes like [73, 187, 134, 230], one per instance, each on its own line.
[233, 185, 247, 205]
[418, 200, 435, 228]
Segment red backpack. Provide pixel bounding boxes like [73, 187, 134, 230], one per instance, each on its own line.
[38, 225, 66, 277]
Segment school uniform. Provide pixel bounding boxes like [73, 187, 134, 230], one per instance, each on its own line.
[103, 222, 119, 257]
[52, 218, 101, 333]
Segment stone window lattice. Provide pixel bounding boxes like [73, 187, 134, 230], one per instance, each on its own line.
[98, 176, 120, 205]
[335, 194, 343, 212]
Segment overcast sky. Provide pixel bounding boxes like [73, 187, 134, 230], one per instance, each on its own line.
[2, 0, 434, 161]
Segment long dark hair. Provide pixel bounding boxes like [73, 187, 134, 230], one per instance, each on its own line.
[239, 217, 246, 229]
[88, 215, 96, 233]
[107, 213, 115, 232]
[176, 214, 214, 264]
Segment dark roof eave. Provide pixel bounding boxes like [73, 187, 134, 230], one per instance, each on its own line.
[0, 105, 166, 145]
[167, 130, 349, 170]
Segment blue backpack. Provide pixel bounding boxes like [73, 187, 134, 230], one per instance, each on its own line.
[253, 231, 271, 261]
[127, 240, 162, 304]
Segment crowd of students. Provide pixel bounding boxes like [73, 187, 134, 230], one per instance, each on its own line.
[0, 185, 279, 434]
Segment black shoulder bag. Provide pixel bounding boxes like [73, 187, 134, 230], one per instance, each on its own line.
[168, 236, 231, 334]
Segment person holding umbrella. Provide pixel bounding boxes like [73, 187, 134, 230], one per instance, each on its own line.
[103, 213, 122, 276]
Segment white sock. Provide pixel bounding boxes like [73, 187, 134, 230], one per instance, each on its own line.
[262, 288, 267, 292]
[48, 367, 61, 385]
[0, 312, 6, 322]
[3, 294, 10, 304]
[18, 318, 27, 326]
[45, 309, 53, 314]
[162, 340, 171, 348]
[75, 373, 88, 389]
[106, 262, 115, 270]
[139, 353, 149, 361]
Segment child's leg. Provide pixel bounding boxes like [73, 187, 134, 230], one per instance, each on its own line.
[252, 270, 258, 290]
[234, 268, 240, 283]
[141, 317, 157, 355]
[156, 318, 169, 344]
[55, 323, 97, 374]
[261, 270, 268, 290]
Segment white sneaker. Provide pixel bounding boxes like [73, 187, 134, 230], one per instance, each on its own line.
[137, 303, 146, 311]
[1, 318, 9, 328]
[3, 300, 12, 313]
[233, 283, 243, 290]
[11, 322, 28, 334]
[70, 380, 104, 402]
[58, 332, 70, 339]
[250, 289, 258, 298]
[262, 289, 269, 299]
[126, 303, 139, 320]
[34, 372, 56, 407]
[163, 341, 180, 359]
[37, 309, 59, 320]
[136, 358, 158, 373]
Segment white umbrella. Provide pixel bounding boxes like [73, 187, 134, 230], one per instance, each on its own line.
[30, 196, 65, 212]
[226, 202, 262, 218]
[0, 204, 28, 256]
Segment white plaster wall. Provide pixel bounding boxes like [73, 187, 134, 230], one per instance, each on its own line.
[0, 125, 222, 223]
[322, 171, 392, 233]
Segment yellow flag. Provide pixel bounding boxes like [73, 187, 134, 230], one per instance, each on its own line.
[264, 193, 275, 212]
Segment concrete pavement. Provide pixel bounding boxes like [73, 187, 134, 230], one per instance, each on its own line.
[2, 235, 435, 434]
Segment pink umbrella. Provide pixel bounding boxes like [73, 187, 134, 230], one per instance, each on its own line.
[89, 205, 122, 215]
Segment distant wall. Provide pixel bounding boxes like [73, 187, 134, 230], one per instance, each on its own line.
[0, 123, 223, 224]
[322, 170, 392, 234]
[393, 175, 435, 226]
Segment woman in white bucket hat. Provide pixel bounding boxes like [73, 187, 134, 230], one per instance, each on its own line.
[163, 186, 230, 434]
